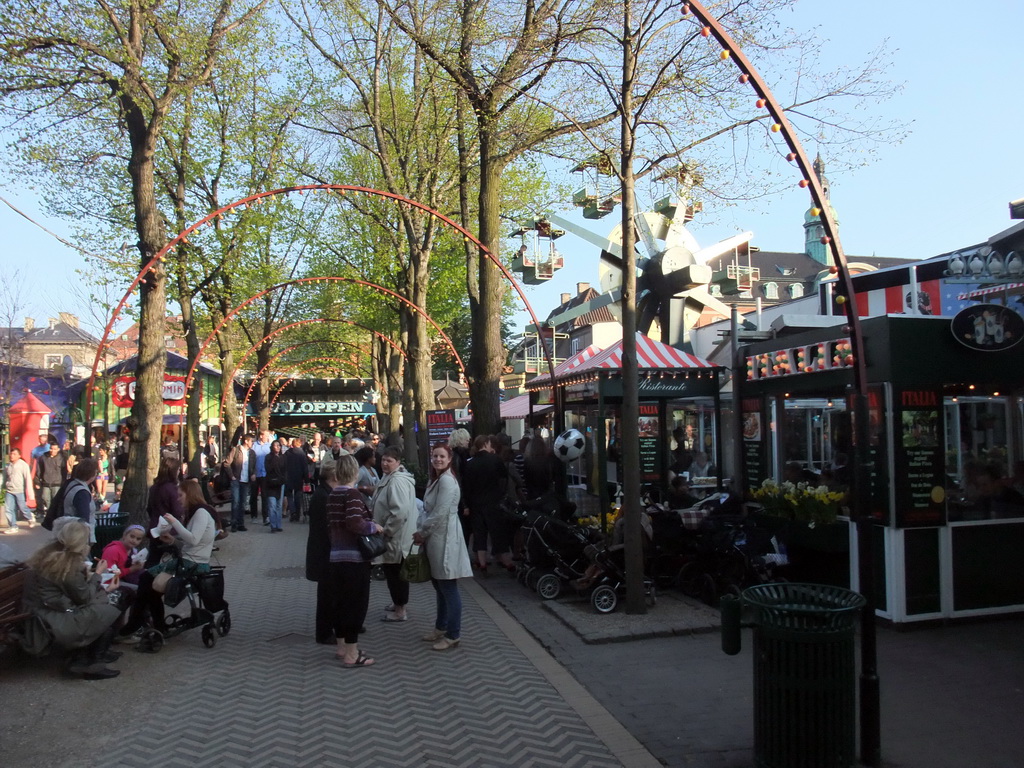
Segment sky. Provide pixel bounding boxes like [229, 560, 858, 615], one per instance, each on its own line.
[0, 0, 1021, 339]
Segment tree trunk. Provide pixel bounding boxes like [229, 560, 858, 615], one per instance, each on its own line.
[180, 298, 203, 478]
[620, 1, 644, 614]
[217, 337, 240, 445]
[400, 309, 418, 468]
[121, 134, 168, 524]
[466, 123, 505, 435]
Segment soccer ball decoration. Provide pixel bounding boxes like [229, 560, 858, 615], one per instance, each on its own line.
[554, 429, 586, 462]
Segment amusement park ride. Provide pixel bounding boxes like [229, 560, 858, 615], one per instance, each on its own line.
[511, 158, 755, 350]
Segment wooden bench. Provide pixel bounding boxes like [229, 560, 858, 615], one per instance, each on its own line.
[0, 563, 31, 646]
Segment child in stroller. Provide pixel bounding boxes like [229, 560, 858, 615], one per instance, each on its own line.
[516, 510, 600, 600]
[573, 512, 657, 613]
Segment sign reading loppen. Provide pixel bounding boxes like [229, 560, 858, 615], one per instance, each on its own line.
[271, 401, 377, 416]
[111, 374, 188, 407]
[950, 303, 1024, 352]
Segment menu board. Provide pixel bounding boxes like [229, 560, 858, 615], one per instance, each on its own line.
[426, 410, 456, 447]
[638, 402, 660, 481]
[894, 389, 946, 527]
[742, 399, 766, 491]
[850, 386, 890, 523]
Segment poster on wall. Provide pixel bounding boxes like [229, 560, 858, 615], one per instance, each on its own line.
[741, 398, 766, 491]
[894, 388, 946, 527]
[426, 409, 456, 446]
[638, 402, 660, 482]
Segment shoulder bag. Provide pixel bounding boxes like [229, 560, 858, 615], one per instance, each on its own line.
[398, 544, 431, 583]
[357, 532, 388, 560]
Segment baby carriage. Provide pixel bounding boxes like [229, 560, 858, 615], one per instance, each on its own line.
[517, 512, 599, 600]
[138, 564, 231, 652]
[579, 520, 658, 614]
[675, 512, 787, 606]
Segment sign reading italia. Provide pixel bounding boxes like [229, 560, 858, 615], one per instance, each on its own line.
[271, 401, 376, 415]
[111, 374, 188, 407]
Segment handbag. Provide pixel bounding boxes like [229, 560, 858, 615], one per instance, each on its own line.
[357, 532, 388, 560]
[398, 545, 431, 583]
[162, 575, 187, 606]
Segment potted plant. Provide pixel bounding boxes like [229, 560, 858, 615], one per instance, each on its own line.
[751, 478, 850, 586]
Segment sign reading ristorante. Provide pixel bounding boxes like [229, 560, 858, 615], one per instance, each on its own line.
[271, 400, 376, 416]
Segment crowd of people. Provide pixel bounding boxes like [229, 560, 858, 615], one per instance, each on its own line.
[6, 424, 567, 678]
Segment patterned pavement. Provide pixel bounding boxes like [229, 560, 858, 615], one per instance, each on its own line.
[87, 523, 654, 768]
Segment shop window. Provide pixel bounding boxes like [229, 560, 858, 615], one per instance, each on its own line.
[944, 396, 1023, 521]
[780, 397, 850, 489]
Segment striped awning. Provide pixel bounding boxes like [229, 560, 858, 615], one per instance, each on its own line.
[526, 344, 601, 385]
[499, 393, 553, 419]
[957, 282, 1024, 301]
[570, 333, 716, 374]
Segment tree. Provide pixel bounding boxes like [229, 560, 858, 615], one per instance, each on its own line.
[559, 0, 901, 613]
[287, 0, 473, 464]
[378, 0, 622, 433]
[0, 0, 268, 521]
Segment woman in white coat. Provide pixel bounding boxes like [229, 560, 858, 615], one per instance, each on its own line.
[414, 442, 472, 650]
[370, 447, 417, 622]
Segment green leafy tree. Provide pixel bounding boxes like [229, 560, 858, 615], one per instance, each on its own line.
[0, 0, 269, 520]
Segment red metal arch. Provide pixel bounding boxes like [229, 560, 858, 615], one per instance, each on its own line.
[682, 4, 877, 761]
[185, 276, 461, 400]
[238, 340, 401, 422]
[266, 358, 367, 414]
[220, 319, 409, 425]
[85, 183, 556, 438]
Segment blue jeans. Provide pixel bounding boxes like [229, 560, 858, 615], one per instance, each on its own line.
[231, 480, 249, 528]
[4, 492, 30, 528]
[266, 487, 283, 529]
[432, 578, 462, 640]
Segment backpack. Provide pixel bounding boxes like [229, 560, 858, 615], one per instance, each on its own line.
[41, 481, 69, 531]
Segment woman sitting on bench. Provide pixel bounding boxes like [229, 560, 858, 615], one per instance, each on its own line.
[20, 519, 124, 679]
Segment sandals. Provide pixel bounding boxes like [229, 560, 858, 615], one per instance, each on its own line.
[339, 652, 376, 668]
[381, 613, 408, 622]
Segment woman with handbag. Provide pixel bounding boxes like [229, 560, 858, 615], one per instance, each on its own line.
[414, 442, 473, 651]
[326, 454, 384, 668]
[21, 519, 124, 679]
[369, 447, 417, 622]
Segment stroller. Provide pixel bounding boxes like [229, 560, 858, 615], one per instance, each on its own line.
[675, 510, 787, 607]
[516, 511, 599, 600]
[138, 564, 231, 653]
[578, 514, 658, 614]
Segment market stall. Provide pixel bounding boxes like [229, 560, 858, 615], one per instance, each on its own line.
[739, 313, 1024, 623]
[524, 332, 725, 521]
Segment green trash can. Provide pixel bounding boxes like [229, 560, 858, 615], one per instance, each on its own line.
[92, 511, 129, 557]
[743, 582, 866, 768]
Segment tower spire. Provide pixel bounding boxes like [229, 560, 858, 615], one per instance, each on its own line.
[803, 153, 838, 264]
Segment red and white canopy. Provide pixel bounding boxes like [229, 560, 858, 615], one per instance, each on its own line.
[527, 344, 600, 384]
[570, 333, 716, 375]
[499, 393, 554, 419]
[525, 333, 717, 388]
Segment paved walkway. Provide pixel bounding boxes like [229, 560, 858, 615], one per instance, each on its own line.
[0, 521, 657, 768]
[3, 517, 1024, 767]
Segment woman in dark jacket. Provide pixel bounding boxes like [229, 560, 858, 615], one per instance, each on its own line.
[146, 458, 184, 556]
[264, 440, 286, 532]
[305, 463, 340, 643]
